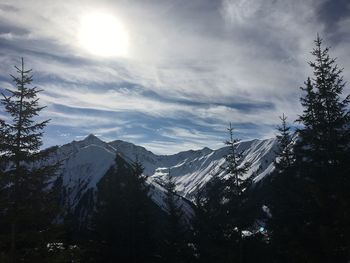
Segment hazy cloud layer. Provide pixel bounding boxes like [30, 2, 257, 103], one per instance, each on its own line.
[0, 0, 349, 154]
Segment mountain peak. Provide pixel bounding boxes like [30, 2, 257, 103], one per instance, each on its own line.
[83, 134, 103, 143]
[71, 134, 113, 150]
[202, 146, 213, 152]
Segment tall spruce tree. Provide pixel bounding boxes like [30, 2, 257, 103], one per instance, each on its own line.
[161, 168, 191, 263]
[296, 35, 350, 171]
[163, 168, 183, 244]
[223, 123, 251, 198]
[269, 35, 350, 262]
[91, 155, 155, 262]
[0, 119, 5, 147]
[0, 58, 59, 262]
[274, 113, 294, 172]
[222, 123, 251, 263]
[192, 174, 228, 263]
[297, 35, 350, 262]
[193, 124, 253, 263]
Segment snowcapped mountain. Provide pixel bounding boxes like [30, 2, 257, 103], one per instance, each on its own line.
[50, 134, 278, 219]
[109, 137, 278, 199]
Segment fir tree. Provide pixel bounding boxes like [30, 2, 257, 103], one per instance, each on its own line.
[296, 35, 350, 171]
[0, 58, 59, 262]
[274, 113, 294, 172]
[222, 123, 251, 263]
[163, 168, 183, 241]
[91, 155, 155, 262]
[193, 124, 253, 263]
[223, 123, 251, 198]
[0, 119, 5, 149]
[161, 168, 191, 263]
[192, 174, 228, 263]
[269, 35, 350, 262]
[296, 36, 350, 261]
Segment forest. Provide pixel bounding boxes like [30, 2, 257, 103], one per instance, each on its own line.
[0, 35, 350, 263]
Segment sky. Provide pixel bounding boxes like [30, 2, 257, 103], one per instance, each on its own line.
[0, 0, 349, 154]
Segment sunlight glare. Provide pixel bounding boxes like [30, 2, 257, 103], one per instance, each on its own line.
[79, 12, 129, 57]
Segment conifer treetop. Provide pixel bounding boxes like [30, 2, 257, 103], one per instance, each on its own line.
[1, 58, 50, 160]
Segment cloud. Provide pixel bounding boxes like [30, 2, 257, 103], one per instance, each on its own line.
[0, 0, 349, 154]
[37, 80, 291, 128]
[0, 32, 34, 41]
[221, 0, 263, 24]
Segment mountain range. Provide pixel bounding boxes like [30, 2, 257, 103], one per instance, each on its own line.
[49, 134, 279, 220]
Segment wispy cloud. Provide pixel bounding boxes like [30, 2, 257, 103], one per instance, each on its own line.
[0, 0, 349, 154]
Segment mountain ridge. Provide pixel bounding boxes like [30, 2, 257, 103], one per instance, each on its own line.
[62, 134, 276, 189]
[49, 134, 278, 220]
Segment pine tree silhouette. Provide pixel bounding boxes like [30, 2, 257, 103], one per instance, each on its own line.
[0, 58, 59, 262]
[274, 113, 294, 172]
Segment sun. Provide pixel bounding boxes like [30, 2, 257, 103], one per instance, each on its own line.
[78, 12, 129, 57]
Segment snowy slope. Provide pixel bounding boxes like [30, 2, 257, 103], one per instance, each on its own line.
[109, 137, 278, 200]
[50, 134, 278, 218]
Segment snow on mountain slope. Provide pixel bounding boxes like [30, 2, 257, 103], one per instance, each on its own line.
[147, 179, 195, 222]
[60, 144, 116, 203]
[109, 137, 278, 200]
[46, 135, 118, 218]
[108, 140, 160, 175]
[50, 135, 192, 217]
[50, 134, 278, 218]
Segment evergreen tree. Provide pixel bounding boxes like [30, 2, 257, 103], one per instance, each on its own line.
[192, 174, 228, 263]
[296, 35, 350, 171]
[269, 35, 350, 262]
[161, 168, 191, 262]
[274, 113, 294, 172]
[296, 37, 350, 261]
[163, 168, 183, 244]
[193, 124, 253, 263]
[222, 123, 251, 263]
[223, 123, 252, 197]
[0, 58, 59, 262]
[0, 119, 5, 149]
[90, 155, 156, 262]
[295, 77, 318, 169]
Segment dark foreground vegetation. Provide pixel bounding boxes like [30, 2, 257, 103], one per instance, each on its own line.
[1, 36, 350, 262]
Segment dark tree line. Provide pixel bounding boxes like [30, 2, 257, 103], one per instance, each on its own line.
[268, 35, 350, 262]
[183, 35, 350, 263]
[0, 35, 349, 262]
